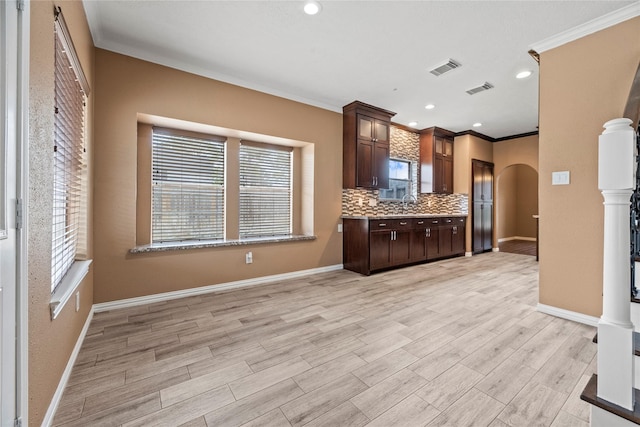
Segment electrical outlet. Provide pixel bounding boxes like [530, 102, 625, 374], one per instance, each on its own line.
[75, 291, 80, 312]
[358, 198, 363, 207]
[337, 224, 343, 233]
[245, 251, 253, 264]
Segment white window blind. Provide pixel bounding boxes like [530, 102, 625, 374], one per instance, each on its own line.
[52, 8, 89, 293]
[239, 143, 292, 238]
[152, 129, 225, 242]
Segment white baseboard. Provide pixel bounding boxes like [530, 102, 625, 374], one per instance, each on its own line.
[42, 308, 95, 427]
[465, 252, 472, 257]
[492, 248, 500, 252]
[94, 264, 344, 313]
[498, 236, 537, 243]
[537, 303, 599, 327]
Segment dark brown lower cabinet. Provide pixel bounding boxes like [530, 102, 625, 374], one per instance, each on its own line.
[343, 216, 466, 275]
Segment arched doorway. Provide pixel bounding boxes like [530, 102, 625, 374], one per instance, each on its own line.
[496, 164, 539, 255]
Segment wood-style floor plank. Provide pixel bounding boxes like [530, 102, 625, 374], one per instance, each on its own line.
[52, 252, 599, 427]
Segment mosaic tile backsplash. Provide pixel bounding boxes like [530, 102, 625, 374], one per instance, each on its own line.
[342, 126, 469, 217]
[342, 188, 468, 216]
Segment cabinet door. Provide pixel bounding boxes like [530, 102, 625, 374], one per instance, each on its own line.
[443, 138, 453, 157]
[426, 226, 440, 260]
[443, 157, 453, 194]
[373, 143, 389, 189]
[481, 203, 493, 251]
[373, 119, 390, 144]
[440, 218, 454, 256]
[370, 230, 392, 270]
[482, 164, 493, 202]
[435, 136, 444, 155]
[357, 115, 374, 141]
[410, 228, 427, 262]
[434, 156, 444, 193]
[356, 139, 374, 188]
[391, 229, 412, 266]
[452, 224, 465, 255]
[391, 220, 412, 265]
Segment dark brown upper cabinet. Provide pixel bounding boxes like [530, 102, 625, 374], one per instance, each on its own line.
[343, 101, 396, 189]
[420, 127, 455, 194]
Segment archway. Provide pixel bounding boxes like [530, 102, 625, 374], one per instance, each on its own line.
[496, 164, 539, 253]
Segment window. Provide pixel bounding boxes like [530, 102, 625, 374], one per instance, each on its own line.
[152, 129, 225, 242]
[239, 143, 292, 238]
[51, 7, 90, 293]
[380, 158, 412, 200]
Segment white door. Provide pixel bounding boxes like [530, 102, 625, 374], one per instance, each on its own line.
[0, 1, 22, 425]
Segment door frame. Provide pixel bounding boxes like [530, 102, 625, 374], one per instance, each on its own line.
[1, 0, 30, 425]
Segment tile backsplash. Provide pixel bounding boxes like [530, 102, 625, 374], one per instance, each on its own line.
[341, 126, 469, 217]
[342, 188, 468, 216]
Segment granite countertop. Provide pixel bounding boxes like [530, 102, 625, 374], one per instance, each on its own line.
[341, 213, 468, 219]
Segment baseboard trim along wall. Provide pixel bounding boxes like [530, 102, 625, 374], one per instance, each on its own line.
[537, 303, 599, 327]
[94, 264, 344, 313]
[497, 236, 537, 243]
[42, 308, 95, 427]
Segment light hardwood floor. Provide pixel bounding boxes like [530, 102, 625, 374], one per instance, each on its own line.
[52, 252, 596, 427]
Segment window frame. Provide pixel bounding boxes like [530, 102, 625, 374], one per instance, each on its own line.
[380, 158, 413, 201]
[49, 6, 92, 319]
[151, 127, 226, 243]
[238, 141, 293, 239]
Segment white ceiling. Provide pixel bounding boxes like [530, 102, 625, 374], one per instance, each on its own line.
[83, 0, 636, 139]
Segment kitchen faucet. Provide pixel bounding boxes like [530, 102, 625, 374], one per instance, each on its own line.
[402, 194, 418, 212]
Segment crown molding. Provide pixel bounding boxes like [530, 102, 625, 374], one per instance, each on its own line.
[530, 2, 640, 54]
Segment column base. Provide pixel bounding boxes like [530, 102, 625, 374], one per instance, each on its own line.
[598, 319, 636, 410]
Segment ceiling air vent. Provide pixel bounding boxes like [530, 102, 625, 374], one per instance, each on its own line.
[429, 59, 461, 76]
[466, 82, 494, 95]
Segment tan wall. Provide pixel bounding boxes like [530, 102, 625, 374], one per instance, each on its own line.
[29, 1, 95, 425]
[493, 134, 539, 176]
[539, 16, 640, 317]
[93, 49, 343, 303]
[497, 166, 518, 239]
[453, 134, 494, 252]
[516, 165, 539, 238]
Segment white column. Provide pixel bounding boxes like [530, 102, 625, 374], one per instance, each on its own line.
[597, 118, 636, 410]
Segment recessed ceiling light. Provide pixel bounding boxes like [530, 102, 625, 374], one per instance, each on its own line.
[516, 70, 532, 79]
[304, 1, 321, 15]
[425, 104, 435, 110]
[408, 121, 418, 127]
[473, 122, 482, 127]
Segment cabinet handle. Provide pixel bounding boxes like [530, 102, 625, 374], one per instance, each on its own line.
[432, 220, 438, 224]
[446, 219, 452, 223]
[378, 223, 386, 227]
[453, 226, 457, 234]
[399, 221, 407, 226]
[417, 221, 424, 225]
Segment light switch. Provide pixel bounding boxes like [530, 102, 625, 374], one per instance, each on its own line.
[552, 171, 570, 185]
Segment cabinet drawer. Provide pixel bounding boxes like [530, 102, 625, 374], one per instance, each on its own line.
[370, 219, 393, 230]
[413, 218, 430, 229]
[441, 217, 454, 225]
[453, 217, 466, 225]
[394, 219, 412, 230]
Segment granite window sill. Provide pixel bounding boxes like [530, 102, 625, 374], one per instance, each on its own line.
[130, 235, 316, 254]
